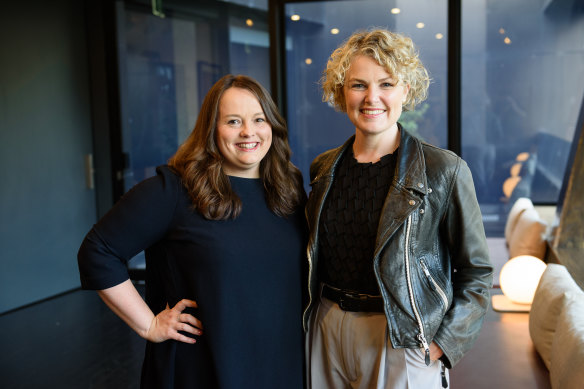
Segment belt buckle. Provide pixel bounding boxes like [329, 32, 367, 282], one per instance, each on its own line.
[338, 293, 364, 312]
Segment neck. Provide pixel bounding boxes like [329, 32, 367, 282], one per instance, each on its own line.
[353, 126, 400, 163]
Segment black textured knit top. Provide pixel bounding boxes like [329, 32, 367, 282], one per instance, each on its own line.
[318, 148, 397, 295]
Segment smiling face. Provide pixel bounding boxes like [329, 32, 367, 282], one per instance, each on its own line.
[216, 87, 272, 178]
[343, 55, 410, 139]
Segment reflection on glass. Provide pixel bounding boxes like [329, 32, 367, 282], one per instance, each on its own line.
[462, 0, 584, 235]
[285, 0, 447, 190]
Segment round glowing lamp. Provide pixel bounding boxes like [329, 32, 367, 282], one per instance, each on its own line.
[499, 255, 547, 304]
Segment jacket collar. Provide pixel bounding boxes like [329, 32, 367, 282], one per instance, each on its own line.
[320, 125, 428, 196]
[395, 125, 428, 196]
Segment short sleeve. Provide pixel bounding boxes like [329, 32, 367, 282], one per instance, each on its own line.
[77, 166, 181, 290]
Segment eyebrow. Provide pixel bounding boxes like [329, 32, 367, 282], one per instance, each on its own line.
[223, 112, 265, 118]
[347, 77, 396, 83]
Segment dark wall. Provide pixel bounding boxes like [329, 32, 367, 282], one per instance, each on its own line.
[0, 0, 97, 313]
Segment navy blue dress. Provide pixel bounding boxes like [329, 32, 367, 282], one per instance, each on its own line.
[78, 166, 306, 389]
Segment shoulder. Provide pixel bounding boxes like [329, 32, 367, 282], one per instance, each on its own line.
[420, 141, 460, 166]
[420, 141, 465, 177]
[118, 165, 185, 210]
[309, 137, 353, 181]
[155, 165, 182, 186]
[418, 142, 475, 203]
[310, 149, 337, 180]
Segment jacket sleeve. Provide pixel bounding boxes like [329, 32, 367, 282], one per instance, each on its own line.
[434, 159, 494, 368]
[77, 166, 180, 290]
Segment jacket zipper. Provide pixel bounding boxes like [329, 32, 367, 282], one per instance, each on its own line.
[404, 214, 431, 366]
[304, 247, 313, 330]
[420, 258, 449, 311]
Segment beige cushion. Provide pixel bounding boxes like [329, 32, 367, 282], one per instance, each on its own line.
[550, 293, 584, 388]
[508, 207, 547, 259]
[529, 264, 582, 370]
[504, 197, 533, 243]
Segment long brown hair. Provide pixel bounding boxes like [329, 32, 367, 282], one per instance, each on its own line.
[168, 74, 305, 220]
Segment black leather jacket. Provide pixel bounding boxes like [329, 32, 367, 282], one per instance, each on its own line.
[304, 127, 493, 368]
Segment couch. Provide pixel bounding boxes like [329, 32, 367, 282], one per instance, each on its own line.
[529, 263, 584, 389]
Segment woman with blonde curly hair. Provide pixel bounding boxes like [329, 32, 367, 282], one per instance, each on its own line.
[78, 74, 307, 388]
[304, 29, 492, 388]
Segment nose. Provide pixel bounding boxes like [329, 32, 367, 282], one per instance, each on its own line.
[239, 122, 253, 137]
[364, 85, 380, 104]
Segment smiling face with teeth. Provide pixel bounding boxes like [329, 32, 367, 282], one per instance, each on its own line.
[343, 55, 410, 142]
[216, 87, 272, 178]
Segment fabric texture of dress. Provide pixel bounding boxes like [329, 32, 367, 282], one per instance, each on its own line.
[78, 166, 306, 389]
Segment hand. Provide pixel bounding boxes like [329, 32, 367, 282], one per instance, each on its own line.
[429, 341, 444, 361]
[145, 299, 203, 344]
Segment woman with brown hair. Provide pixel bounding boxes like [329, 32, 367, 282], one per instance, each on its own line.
[78, 74, 306, 388]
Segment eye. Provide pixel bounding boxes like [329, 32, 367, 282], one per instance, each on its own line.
[255, 117, 266, 123]
[227, 119, 241, 125]
[351, 83, 366, 89]
[381, 82, 395, 88]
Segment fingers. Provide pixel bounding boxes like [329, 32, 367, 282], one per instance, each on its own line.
[168, 319, 200, 344]
[146, 299, 203, 344]
[179, 312, 203, 331]
[429, 341, 444, 361]
[172, 298, 203, 332]
[173, 331, 199, 344]
[173, 298, 198, 311]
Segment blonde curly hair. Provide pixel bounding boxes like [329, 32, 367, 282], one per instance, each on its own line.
[321, 28, 430, 112]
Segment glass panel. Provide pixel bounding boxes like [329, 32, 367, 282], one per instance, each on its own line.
[284, 0, 448, 188]
[462, 0, 584, 235]
[117, 1, 270, 191]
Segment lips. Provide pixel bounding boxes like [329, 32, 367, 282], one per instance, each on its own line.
[235, 142, 259, 150]
[361, 108, 385, 115]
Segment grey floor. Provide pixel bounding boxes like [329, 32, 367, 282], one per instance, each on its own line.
[0, 285, 145, 389]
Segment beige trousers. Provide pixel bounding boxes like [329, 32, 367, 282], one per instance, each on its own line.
[306, 291, 448, 389]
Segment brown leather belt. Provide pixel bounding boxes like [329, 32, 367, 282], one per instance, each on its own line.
[322, 284, 384, 313]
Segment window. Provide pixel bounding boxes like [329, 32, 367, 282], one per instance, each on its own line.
[461, 0, 584, 234]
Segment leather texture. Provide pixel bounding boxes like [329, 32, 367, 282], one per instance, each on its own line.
[303, 127, 494, 368]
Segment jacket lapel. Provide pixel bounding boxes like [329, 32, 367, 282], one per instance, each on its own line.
[374, 128, 428, 255]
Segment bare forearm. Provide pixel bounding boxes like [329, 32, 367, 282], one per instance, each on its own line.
[98, 279, 154, 339]
[98, 279, 202, 344]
